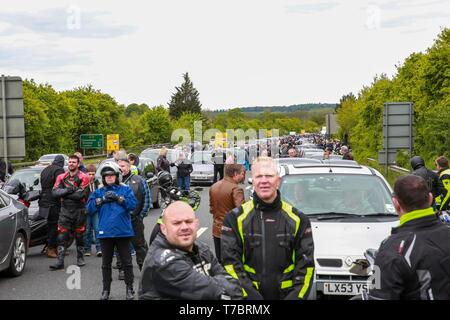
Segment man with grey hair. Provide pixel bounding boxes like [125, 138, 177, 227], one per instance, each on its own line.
[221, 156, 315, 300]
[340, 145, 353, 160]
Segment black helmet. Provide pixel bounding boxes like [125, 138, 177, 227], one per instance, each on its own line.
[157, 170, 173, 188]
[410, 156, 425, 170]
[99, 161, 122, 185]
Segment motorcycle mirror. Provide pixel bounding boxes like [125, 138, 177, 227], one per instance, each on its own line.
[146, 172, 154, 179]
[248, 178, 253, 185]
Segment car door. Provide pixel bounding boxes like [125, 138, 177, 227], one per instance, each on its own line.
[0, 194, 15, 262]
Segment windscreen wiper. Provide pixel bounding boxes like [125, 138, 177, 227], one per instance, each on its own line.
[307, 212, 364, 220]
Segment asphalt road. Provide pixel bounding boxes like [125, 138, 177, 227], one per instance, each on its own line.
[0, 183, 231, 300]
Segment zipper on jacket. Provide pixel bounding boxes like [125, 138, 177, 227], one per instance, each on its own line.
[258, 205, 266, 279]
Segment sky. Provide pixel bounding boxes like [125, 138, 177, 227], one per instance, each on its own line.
[0, 0, 448, 110]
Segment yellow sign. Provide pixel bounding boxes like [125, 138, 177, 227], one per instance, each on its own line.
[267, 130, 272, 138]
[107, 134, 120, 152]
[301, 130, 306, 134]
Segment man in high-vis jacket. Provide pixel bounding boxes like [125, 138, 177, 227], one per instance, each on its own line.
[221, 156, 315, 300]
[435, 156, 450, 211]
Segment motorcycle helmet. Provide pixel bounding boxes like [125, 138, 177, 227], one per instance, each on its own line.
[98, 161, 122, 185]
[3, 179, 24, 195]
[157, 170, 173, 188]
[410, 156, 425, 170]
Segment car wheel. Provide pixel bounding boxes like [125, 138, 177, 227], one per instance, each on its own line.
[152, 189, 160, 209]
[6, 232, 27, 277]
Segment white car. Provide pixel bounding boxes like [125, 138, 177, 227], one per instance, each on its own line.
[278, 162, 399, 299]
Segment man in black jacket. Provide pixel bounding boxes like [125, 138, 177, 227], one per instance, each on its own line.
[367, 174, 450, 300]
[410, 155, 446, 209]
[221, 156, 315, 300]
[39, 155, 65, 258]
[117, 158, 150, 273]
[138, 201, 242, 300]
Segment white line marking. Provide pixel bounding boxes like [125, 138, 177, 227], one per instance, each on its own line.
[197, 227, 208, 238]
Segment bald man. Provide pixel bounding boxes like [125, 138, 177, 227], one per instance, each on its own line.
[138, 201, 242, 300]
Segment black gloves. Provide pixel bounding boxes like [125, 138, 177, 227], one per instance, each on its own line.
[99, 191, 124, 204]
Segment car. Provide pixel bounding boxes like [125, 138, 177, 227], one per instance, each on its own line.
[0, 188, 30, 276]
[189, 151, 215, 185]
[36, 154, 69, 167]
[278, 162, 399, 299]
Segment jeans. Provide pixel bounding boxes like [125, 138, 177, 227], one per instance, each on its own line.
[177, 176, 190, 191]
[84, 213, 101, 252]
[100, 237, 134, 290]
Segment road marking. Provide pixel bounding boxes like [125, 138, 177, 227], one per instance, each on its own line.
[197, 227, 208, 238]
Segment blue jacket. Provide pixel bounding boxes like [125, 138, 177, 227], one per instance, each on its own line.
[87, 183, 137, 239]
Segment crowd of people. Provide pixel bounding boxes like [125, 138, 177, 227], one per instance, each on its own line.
[7, 132, 449, 300]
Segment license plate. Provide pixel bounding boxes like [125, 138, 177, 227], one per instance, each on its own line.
[194, 176, 207, 180]
[323, 282, 369, 295]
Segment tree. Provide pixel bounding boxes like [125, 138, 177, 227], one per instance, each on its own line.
[139, 106, 172, 145]
[168, 73, 202, 119]
[125, 103, 149, 117]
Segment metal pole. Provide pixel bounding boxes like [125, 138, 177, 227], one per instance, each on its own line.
[384, 103, 388, 176]
[1, 75, 8, 164]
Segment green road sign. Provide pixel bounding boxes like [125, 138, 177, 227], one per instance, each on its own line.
[80, 134, 104, 148]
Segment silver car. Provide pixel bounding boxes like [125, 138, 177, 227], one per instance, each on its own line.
[189, 151, 215, 185]
[0, 189, 30, 276]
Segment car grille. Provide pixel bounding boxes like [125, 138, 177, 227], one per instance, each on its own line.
[317, 259, 343, 268]
[316, 275, 369, 281]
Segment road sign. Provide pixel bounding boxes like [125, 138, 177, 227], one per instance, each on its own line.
[379, 102, 414, 165]
[107, 134, 120, 152]
[0, 76, 25, 160]
[80, 134, 104, 148]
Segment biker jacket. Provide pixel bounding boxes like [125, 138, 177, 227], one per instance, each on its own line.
[138, 233, 242, 300]
[221, 191, 315, 300]
[368, 207, 450, 300]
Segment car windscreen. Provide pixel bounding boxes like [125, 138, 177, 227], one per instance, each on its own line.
[140, 150, 159, 162]
[279, 174, 395, 216]
[191, 152, 212, 164]
[9, 169, 43, 190]
[38, 155, 55, 161]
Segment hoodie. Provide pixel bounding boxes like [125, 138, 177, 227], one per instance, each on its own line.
[39, 155, 66, 207]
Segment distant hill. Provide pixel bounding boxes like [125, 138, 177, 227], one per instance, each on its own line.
[212, 103, 337, 113]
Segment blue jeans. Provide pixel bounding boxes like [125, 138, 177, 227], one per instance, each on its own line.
[177, 176, 190, 191]
[84, 213, 101, 252]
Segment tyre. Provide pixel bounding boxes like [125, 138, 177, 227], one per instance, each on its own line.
[6, 232, 27, 277]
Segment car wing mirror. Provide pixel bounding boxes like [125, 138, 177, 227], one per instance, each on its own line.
[248, 178, 252, 185]
[33, 178, 39, 186]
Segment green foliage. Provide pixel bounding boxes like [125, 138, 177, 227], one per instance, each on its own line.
[336, 28, 449, 167]
[168, 73, 202, 119]
[125, 103, 149, 117]
[139, 106, 172, 145]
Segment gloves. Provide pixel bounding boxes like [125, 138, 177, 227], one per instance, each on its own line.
[102, 191, 124, 204]
[214, 275, 243, 300]
[104, 191, 119, 201]
[65, 185, 77, 193]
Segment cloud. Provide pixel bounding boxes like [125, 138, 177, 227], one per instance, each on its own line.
[0, 7, 136, 38]
[285, 2, 340, 14]
[382, 11, 450, 28]
[0, 46, 91, 71]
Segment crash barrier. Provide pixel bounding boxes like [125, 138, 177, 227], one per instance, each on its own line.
[367, 158, 410, 174]
[10, 143, 173, 169]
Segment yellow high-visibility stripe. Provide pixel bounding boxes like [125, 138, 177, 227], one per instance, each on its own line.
[281, 280, 293, 289]
[299, 267, 314, 299]
[224, 264, 247, 297]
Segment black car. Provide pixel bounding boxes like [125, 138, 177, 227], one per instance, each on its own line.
[0, 189, 30, 276]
